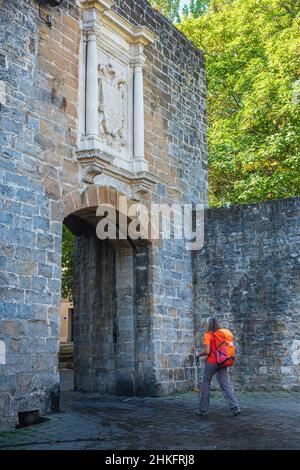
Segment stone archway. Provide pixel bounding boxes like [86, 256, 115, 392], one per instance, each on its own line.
[62, 185, 138, 221]
[61, 186, 155, 396]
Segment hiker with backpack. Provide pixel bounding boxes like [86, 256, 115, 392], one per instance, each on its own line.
[196, 317, 241, 417]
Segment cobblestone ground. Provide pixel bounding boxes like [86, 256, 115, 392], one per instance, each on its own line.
[0, 370, 299, 450]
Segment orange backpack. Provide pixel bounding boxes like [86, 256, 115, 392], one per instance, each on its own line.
[210, 328, 236, 367]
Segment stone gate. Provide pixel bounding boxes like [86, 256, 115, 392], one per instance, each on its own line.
[0, 0, 207, 430]
[0, 0, 299, 432]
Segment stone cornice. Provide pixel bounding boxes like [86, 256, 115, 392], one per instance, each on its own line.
[78, 0, 158, 45]
[76, 148, 158, 196]
[78, 0, 114, 14]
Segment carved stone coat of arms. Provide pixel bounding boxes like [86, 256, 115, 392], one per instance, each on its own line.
[98, 63, 127, 150]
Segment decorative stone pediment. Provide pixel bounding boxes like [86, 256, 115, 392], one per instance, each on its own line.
[76, 0, 158, 193]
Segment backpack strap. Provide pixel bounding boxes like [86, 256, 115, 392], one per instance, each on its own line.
[207, 331, 217, 357]
[209, 331, 225, 348]
[208, 331, 226, 359]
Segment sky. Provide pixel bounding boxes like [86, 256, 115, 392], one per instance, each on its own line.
[179, 0, 190, 15]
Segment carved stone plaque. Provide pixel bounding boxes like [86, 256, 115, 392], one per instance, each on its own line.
[98, 63, 127, 151]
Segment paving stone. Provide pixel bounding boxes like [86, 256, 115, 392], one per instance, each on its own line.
[1, 371, 299, 450]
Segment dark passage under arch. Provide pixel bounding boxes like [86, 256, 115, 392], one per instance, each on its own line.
[64, 208, 155, 396]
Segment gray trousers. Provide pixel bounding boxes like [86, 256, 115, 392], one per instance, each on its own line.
[199, 362, 240, 412]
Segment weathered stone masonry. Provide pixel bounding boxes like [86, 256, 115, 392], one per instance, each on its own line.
[0, 0, 207, 430]
[194, 197, 300, 391]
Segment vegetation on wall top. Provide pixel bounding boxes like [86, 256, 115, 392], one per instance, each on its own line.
[177, 0, 300, 206]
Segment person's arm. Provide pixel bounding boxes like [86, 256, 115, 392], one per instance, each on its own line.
[198, 332, 211, 358]
[199, 344, 210, 357]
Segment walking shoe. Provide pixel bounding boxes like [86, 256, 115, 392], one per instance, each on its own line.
[197, 410, 208, 416]
[232, 409, 241, 417]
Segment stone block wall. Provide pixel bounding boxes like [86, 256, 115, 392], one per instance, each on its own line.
[193, 197, 300, 391]
[0, 0, 77, 430]
[73, 233, 117, 394]
[111, 0, 207, 395]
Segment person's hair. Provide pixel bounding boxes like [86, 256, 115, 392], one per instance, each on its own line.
[207, 317, 220, 332]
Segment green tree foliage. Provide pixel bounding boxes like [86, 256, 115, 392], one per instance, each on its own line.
[182, 0, 210, 19]
[149, 0, 181, 22]
[182, 5, 190, 18]
[61, 224, 75, 301]
[178, 0, 300, 206]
